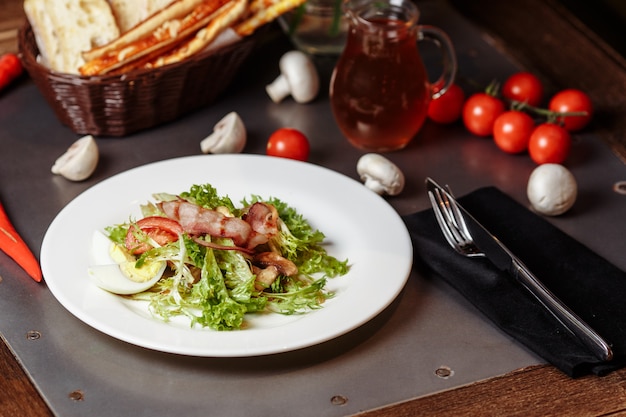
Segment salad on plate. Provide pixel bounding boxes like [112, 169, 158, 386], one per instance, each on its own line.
[88, 183, 349, 331]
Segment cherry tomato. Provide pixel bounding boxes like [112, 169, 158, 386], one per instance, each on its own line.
[125, 216, 183, 255]
[462, 93, 505, 137]
[427, 83, 465, 124]
[266, 128, 310, 161]
[492, 111, 535, 154]
[548, 89, 593, 132]
[528, 123, 572, 164]
[502, 72, 544, 107]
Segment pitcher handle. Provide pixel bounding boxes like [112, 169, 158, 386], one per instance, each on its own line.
[418, 25, 458, 99]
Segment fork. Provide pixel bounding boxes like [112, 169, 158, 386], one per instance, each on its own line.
[427, 179, 613, 362]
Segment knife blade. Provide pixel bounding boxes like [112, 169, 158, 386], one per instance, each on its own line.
[434, 183, 613, 362]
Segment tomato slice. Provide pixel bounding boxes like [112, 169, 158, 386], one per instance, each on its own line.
[125, 216, 183, 255]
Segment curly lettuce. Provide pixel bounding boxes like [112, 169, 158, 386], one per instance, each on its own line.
[105, 183, 349, 330]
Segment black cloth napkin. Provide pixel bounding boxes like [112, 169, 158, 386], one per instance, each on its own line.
[402, 186, 626, 377]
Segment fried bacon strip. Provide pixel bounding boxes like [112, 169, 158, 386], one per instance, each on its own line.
[79, 0, 232, 75]
[158, 200, 279, 250]
[192, 236, 255, 255]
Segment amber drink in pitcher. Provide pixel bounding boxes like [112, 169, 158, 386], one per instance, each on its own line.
[330, 0, 457, 151]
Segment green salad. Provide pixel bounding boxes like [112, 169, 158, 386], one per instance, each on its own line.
[103, 183, 349, 330]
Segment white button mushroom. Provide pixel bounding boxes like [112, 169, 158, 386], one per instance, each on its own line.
[200, 111, 247, 154]
[356, 153, 405, 196]
[51, 135, 99, 181]
[527, 163, 577, 216]
[266, 50, 320, 104]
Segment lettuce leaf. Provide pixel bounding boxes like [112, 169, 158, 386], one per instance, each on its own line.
[243, 195, 349, 277]
[113, 183, 349, 330]
[180, 183, 237, 214]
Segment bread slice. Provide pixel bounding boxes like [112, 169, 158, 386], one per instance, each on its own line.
[106, 0, 143, 33]
[107, 0, 177, 33]
[147, 0, 247, 69]
[83, 0, 205, 62]
[79, 0, 232, 75]
[24, 0, 120, 74]
[145, 0, 180, 16]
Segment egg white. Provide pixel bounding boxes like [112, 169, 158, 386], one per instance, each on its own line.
[87, 231, 166, 295]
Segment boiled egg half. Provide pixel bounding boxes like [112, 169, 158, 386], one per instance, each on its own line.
[88, 231, 166, 295]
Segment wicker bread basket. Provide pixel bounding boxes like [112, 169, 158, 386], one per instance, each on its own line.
[18, 23, 257, 137]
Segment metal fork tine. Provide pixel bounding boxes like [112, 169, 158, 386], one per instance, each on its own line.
[436, 189, 466, 245]
[443, 185, 473, 243]
[428, 189, 461, 251]
[439, 188, 459, 229]
[428, 180, 485, 258]
[442, 186, 485, 257]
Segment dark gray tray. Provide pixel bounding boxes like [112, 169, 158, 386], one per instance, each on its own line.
[1, 2, 624, 416]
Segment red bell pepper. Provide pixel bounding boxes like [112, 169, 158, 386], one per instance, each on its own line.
[0, 201, 42, 282]
[0, 53, 23, 92]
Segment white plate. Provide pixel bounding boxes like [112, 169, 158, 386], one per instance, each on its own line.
[41, 155, 412, 357]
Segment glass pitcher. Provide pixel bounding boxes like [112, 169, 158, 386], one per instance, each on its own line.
[329, 0, 457, 151]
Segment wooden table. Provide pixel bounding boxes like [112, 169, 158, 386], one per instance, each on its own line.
[1, 1, 626, 416]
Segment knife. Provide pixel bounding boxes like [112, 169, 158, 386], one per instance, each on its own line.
[431, 181, 613, 362]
